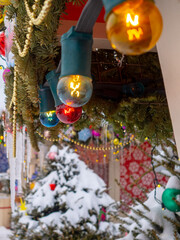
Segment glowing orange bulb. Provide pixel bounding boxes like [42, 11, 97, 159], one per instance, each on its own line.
[106, 0, 163, 55]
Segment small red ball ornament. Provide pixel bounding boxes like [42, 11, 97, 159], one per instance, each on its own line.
[56, 104, 82, 124]
[49, 183, 56, 191]
[48, 152, 57, 160]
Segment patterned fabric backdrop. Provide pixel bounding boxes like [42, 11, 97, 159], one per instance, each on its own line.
[76, 141, 168, 212]
[0, 145, 9, 173]
[120, 141, 168, 211]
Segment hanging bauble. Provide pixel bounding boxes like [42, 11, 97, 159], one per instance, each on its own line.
[78, 128, 92, 142]
[162, 188, 180, 212]
[49, 183, 56, 191]
[71, 130, 76, 136]
[92, 129, 101, 137]
[113, 138, 119, 145]
[103, 0, 163, 55]
[40, 111, 59, 128]
[47, 151, 57, 160]
[0, 0, 11, 5]
[2, 68, 10, 83]
[30, 182, 35, 190]
[56, 104, 82, 124]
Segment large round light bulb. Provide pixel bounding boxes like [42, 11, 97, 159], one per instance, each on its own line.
[56, 104, 82, 124]
[57, 75, 93, 107]
[106, 0, 163, 55]
[40, 110, 59, 128]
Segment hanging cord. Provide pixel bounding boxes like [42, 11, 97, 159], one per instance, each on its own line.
[116, 54, 125, 68]
[75, 0, 103, 34]
[151, 146, 165, 208]
[56, 0, 103, 74]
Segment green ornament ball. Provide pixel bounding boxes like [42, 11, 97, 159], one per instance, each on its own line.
[162, 188, 180, 212]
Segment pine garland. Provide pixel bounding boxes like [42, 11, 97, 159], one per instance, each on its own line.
[4, 1, 173, 150]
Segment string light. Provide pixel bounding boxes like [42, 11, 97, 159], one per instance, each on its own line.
[151, 146, 165, 210]
[36, 129, 134, 152]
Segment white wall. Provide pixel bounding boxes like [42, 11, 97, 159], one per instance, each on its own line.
[156, 0, 180, 156]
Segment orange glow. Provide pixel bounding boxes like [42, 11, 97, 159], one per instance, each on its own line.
[70, 81, 80, 97]
[64, 107, 74, 114]
[127, 27, 143, 40]
[106, 0, 163, 55]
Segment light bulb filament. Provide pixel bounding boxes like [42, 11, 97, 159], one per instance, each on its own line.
[126, 13, 139, 27]
[46, 112, 53, 117]
[64, 108, 73, 114]
[70, 82, 80, 97]
[127, 27, 143, 41]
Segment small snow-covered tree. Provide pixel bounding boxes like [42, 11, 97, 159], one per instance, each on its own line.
[11, 145, 120, 240]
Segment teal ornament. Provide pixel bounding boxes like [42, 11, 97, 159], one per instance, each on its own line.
[162, 188, 180, 212]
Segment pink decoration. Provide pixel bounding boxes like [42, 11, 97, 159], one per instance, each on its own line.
[92, 129, 101, 137]
[44, 130, 50, 138]
[2, 68, 10, 83]
[48, 152, 57, 160]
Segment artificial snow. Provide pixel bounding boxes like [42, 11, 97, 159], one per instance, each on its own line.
[0, 227, 12, 240]
[117, 176, 180, 240]
[15, 145, 119, 237]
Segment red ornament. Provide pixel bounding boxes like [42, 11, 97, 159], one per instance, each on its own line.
[49, 183, 56, 191]
[56, 104, 82, 124]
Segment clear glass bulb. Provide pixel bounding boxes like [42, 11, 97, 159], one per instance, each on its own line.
[57, 75, 93, 107]
[106, 0, 163, 55]
[40, 110, 59, 127]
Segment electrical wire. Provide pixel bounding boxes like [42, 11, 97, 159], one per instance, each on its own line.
[151, 146, 165, 208]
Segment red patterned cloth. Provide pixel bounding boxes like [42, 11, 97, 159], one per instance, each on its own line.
[120, 141, 168, 212]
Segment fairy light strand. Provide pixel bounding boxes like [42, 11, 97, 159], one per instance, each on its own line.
[36, 130, 135, 152]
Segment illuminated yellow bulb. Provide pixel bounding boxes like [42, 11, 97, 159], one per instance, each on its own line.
[96, 159, 99, 162]
[104, 154, 107, 158]
[106, 0, 163, 55]
[57, 75, 93, 108]
[157, 184, 161, 188]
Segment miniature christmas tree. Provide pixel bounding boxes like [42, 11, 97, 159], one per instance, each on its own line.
[11, 145, 120, 240]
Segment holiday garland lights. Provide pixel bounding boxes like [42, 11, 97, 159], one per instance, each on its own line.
[5, 1, 169, 151]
